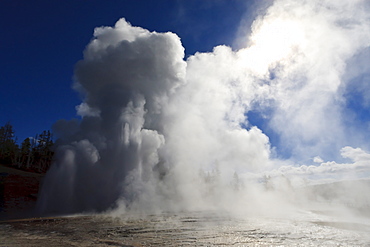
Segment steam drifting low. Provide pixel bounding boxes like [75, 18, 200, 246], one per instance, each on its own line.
[37, 0, 370, 216]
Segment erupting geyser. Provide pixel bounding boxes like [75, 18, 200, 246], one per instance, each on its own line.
[37, 0, 370, 217]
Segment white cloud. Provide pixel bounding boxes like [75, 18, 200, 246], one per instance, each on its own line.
[265, 146, 370, 184]
[313, 156, 323, 163]
[341, 146, 370, 163]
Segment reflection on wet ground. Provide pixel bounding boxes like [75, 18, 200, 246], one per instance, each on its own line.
[1, 211, 370, 246]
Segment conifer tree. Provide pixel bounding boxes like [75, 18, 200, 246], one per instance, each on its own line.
[0, 122, 18, 165]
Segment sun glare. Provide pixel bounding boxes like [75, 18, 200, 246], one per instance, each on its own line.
[239, 19, 306, 76]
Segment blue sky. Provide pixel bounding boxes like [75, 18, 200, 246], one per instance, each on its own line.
[0, 0, 257, 142]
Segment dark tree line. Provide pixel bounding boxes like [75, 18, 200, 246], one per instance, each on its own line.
[0, 122, 54, 173]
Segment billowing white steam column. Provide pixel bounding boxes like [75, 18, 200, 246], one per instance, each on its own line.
[37, 19, 187, 214]
[37, 0, 370, 215]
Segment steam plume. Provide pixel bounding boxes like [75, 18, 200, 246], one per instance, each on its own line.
[37, 0, 370, 216]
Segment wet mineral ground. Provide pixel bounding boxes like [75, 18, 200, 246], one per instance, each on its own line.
[1, 165, 370, 246]
[1, 211, 370, 246]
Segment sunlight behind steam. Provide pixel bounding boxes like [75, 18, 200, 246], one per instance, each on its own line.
[239, 18, 306, 76]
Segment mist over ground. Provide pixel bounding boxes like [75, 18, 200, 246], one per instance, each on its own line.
[37, 0, 370, 217]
